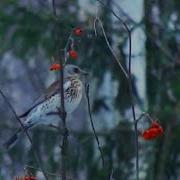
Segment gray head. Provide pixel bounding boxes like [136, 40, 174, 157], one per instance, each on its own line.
[64, 64, 88, 78]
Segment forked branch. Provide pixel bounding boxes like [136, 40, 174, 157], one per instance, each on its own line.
[96, 1, 139, 179]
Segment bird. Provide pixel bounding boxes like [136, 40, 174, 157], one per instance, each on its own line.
[3, 64, 88, 149]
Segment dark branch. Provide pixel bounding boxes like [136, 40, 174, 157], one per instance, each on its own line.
[96, 1, 139, 179]
[0, 89, 49, 180]
[25, 165, 73, 179]
[85, 84, 105, 167]
[52, 0, 57, 17]
[52, 1, 68, 179]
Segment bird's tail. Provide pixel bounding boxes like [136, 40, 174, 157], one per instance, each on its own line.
[3, 122, 37, 150]
[3, 128, 22, 150]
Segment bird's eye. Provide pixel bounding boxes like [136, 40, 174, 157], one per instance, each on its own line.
[74, 67, 79, 73]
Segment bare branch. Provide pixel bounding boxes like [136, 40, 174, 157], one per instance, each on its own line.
[52, 1, 68, 179]
[97, 18, 129, 78]
[85, 84, 105, 167]
[25, 165, 73, 179]
[96, 1, 139, 179]
[52, 0, 57, 17]
[111, 0, 174, 62]
[0, 89, 49, 180]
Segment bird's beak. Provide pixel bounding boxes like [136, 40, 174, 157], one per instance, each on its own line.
[80, 70, 88, 77]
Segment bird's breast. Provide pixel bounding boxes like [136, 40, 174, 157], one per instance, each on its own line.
[36, 79, 83, 114]
[64, 79, 83, 113]
[26, 78, 83, 126]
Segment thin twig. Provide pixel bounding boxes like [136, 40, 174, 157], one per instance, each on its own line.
[109, 168, 114, 180]
[111, 0, 174, 62]
[93, 2, 99, 37]
[1, 123, 132, 137]
[0, 89, 49, 180]
[94, 18, 98, 36]
[52, 1, 68, 180]
[85, 83, 105, 167]
[97, 18, 129, 78]
[135, 112, 148, 124]
[96, 1, 139, 179]
[25, 165, 73, 179]
[135, 112, 155, 124]
[59, 53, 68, 180]
[52, 0, 57, 17]
[93, 3, 128, 79]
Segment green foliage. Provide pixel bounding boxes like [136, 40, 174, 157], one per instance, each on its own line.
[0, 1, 78, 58]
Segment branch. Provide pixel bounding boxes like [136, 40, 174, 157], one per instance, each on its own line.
[25, 165, 73, 180]
[52, 1, 68, 180]
[111, 0, 174, 62]
[85, 84, 105, 167]
[0, 89, 49, 180]
[95, 17, 129, 79]
[52, 0, 57, 17]
[59, 55, 68, 180]
[49, 124, 132, 137]
[96, 1, 139, 179]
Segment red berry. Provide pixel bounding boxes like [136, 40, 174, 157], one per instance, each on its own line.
[68, 50, 78, 59]
[151, 121, 161, 128]
[24, 176, 30, 180]
[73, 27, 83, 36]
[49, 63, 61, 71]
[29, 176, 36, 180]
[141, 121, 163, 140]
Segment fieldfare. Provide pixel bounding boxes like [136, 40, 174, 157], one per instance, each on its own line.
[4, 64, 88, 149]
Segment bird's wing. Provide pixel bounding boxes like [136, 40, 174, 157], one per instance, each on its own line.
[18, 81, 60, 118]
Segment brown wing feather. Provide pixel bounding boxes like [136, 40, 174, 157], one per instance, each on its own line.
[18, 81, 60, 118]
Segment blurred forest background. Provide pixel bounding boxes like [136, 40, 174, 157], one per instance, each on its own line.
[0, 0, 180, 179]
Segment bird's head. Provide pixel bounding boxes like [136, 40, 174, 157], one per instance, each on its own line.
[64, 64, 88, 79]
